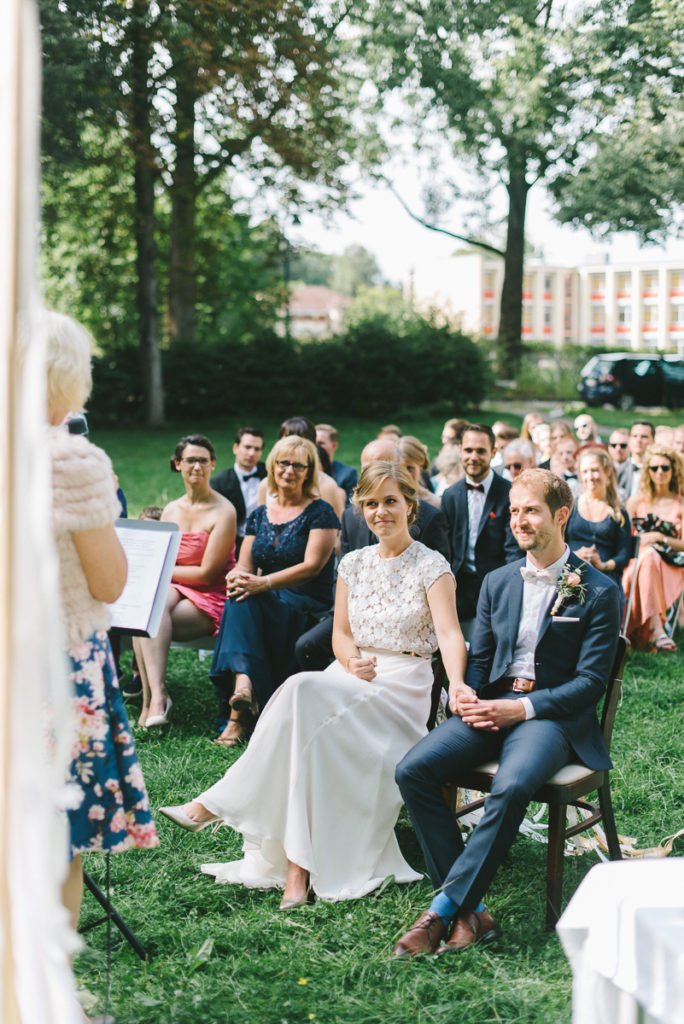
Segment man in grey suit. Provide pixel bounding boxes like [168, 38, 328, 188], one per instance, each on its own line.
[393, 468, 620, 957]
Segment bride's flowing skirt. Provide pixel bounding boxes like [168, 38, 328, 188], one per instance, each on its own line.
[199, 650, 433, 901]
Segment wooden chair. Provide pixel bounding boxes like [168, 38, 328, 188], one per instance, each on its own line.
[448, 635, 629, 930]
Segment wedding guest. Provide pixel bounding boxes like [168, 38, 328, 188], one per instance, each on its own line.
[673, 425, 684, 460]
[566, 448, 632, 606]
[393, 469, 620, 956]
[432, 446, 464, 496]
[211, 427, 266, 555]
[399, 435, 442, 509]
[316, 422, 358, 501]
[257, 416, 346, 520]
[430, 418, 467, 478]
[160, 462, 467, 908]
[501, 439, 534, 482]
[624, 445, 684, 651]
[548, 436, 580, 497]
[520, 412, 544, 443]
[491, 422, 519, 469]
[622, 421, 655, 499]
[531, 422, 552, 464]
[133, 435, 237, 728]
[45, 310, 157, 933]
[574, 414, 601, 446]
[608, 428, 631, 501]
[211, 436, 339, 746]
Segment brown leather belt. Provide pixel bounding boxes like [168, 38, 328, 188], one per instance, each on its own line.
[500, 676, 536, 693]
[400, 650, 431, 660]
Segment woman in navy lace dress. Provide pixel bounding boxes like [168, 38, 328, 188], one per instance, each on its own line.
[210, 436, 339, 746]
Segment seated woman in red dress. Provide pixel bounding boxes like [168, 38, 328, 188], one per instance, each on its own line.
[133, 435, 237, 728]
[624, 444, 684, 651]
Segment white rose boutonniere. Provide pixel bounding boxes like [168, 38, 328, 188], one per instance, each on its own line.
[550, 564, 587, 617]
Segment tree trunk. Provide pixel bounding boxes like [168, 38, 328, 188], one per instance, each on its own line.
[130, 1, 164, 425]
[497, 150, 529, 377]
[168, 71, 197, 345]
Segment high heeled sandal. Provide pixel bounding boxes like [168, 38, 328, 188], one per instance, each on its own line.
[213, 710, 253, 748]
[279, 886, 314, 911]
[229, 683, 256, 714]
[158, 804, 221, 833]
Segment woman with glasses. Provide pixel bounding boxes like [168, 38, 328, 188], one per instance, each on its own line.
[160, 462, 466, 908]
[624, 445, 684, 651]
[210, 436, 339, 746]
[134, 435, 237, 728]
[566, 448, 632, 607]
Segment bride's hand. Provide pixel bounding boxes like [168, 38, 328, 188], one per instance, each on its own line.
[347, 656, 377, 681]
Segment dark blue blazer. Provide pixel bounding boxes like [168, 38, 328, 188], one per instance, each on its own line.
[442, 474, 520, 578]
[465, 551, 621, 771]
[340, 499, 450, 561]
[331, 460, 358, 501]
[210, 463, 267, 526]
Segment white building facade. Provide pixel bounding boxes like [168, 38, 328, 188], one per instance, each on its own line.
[413, 252, 684, 353]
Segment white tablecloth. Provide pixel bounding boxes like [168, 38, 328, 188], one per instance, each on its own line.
[557, 861, 684, 1024]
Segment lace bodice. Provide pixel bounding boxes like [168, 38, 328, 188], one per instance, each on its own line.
[337, 542, 452, 656]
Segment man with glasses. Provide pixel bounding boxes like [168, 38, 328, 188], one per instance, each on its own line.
[608, 428, 631, 501]
[211, 427, 266, 555]
[573, 414, 602, 446]
[622, 420, 656, 499]
[501, 439, 534, 481]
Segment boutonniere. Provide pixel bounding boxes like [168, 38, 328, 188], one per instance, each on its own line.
[489, 510, 497, 520]
[550, 563, 587, 616]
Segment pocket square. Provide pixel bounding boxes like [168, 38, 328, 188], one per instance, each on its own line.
[552, 617, 580, 623]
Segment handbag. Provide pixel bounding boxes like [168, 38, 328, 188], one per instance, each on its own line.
[634, 513, 684, 568]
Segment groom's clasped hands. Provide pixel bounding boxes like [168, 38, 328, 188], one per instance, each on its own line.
[449, 683, 526, 731]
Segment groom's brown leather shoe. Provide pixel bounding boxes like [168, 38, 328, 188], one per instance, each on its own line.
[439, 908, 501, 953]
[393, 911, 447, 957]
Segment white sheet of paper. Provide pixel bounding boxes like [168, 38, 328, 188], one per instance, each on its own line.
[109, 521, 180, 635]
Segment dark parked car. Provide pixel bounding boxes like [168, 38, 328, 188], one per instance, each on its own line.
[578, 353, 684, 410]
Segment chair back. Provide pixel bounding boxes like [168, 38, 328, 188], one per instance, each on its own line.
[600, 634, 628, 752]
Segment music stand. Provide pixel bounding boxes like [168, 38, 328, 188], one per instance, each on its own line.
[80, 857, 150, 962]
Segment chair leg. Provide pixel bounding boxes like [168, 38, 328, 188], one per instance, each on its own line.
[545, 803, 566, 931]
[598, 782, 622, 861]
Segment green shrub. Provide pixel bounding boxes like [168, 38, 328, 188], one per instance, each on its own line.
[90, 317, 490, 423]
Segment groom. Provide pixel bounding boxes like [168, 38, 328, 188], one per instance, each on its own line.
[393, 468, 621, 956]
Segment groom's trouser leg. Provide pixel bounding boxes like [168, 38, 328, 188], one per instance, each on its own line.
[397, 716, 572, 911]
[396, 715, 502, 891]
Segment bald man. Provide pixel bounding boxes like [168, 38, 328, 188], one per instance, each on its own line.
[294, 438, 450, 671]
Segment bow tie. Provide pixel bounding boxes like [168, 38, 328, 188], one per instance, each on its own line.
[465, 482, 485, 493]
[242, 472, 260, 481]
[520, 566, 556, 586]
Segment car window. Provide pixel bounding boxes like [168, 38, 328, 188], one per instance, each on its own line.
[634, 360, 656, 377]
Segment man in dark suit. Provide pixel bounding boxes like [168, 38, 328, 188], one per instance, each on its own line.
[393, 469, 620, 957]
[294, 438, 450, 670]
[442, 423, 521, 623]
[316, 423, 358, 502]
[210, 427, 266, 554]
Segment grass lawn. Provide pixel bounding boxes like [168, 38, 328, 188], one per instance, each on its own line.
[74, 423, 684, 1023]
[77, 648, 684, 1024]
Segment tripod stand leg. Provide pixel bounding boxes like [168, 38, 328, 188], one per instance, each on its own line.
[82, 870, 150, 961]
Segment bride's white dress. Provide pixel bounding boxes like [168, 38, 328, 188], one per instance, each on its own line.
[199, 542, 452, 901]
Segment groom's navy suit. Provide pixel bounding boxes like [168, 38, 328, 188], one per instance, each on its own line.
[396, 551, 620, 912]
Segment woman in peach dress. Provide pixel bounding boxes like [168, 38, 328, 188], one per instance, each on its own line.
[133, 434, 236, 727]
[624, 445, 684, 651]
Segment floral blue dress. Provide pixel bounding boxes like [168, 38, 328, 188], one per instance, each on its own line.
[67, 632, 158, 855]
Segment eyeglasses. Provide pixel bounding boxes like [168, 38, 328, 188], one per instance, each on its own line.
[505, 463, 523, 471]
[276, 459, 308, 472]
[575, 421, 592, 430]
[648, 463, 672, 473]
[609, 442, 628, 450]
[181, 456, 211, 466]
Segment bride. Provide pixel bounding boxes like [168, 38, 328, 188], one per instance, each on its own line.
[160, 461, 467, 907]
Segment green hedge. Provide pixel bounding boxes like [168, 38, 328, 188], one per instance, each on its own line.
[90, 319, 490, 423]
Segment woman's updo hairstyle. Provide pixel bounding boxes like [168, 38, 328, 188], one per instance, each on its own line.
[352, 461, 419, 526]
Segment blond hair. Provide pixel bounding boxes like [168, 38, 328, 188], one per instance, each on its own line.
[638, 444, 684, 501]
[578, 447, 624, 524]
[43, 310, 93, 414]
[352, 461, 419, 525]
[266, 436, 320, 500]
[398, 435, 429, 471]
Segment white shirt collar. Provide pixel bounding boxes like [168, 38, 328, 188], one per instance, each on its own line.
[524, 544, 570, 582]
